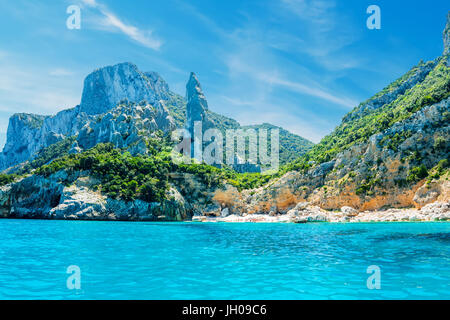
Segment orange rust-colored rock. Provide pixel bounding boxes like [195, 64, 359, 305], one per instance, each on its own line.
[212, 186, 242, 211]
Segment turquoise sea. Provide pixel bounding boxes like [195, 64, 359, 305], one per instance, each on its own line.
[0, 219, 449, 299]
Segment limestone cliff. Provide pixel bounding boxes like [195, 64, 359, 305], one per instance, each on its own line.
[77, 100, 174, 154]
[0, 171, 187, 221]
[0, 61, 312, 172]
[0, 108, 89, 171]
[80, 62, 171, 115]
[221, 98, 449, 215]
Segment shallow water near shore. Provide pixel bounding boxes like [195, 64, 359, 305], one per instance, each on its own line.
[0, 219, 449, 299]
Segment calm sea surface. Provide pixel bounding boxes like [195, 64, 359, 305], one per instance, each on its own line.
[0, 219, 448, 299]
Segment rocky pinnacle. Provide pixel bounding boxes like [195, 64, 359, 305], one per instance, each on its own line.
[185, 72, 210, 158]
[186, 72, 208, 131]
[186, 72, 208, 113]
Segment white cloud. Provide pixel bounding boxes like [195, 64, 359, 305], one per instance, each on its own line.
[49, 68, 74, 77]
[80, 0, 162, 50]
[225, 52, 357, 109]
[281, 0, 337, 32]
[262, 74, 357, 109]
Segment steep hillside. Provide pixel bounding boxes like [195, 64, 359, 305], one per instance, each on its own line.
[241, 123, 314, 165]
[228, 15, 450, 215]
[285, 58, 448, 171]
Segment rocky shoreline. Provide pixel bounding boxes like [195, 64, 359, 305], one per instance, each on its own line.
[1, 171, 448, 223]
[192, 202, 450, 223]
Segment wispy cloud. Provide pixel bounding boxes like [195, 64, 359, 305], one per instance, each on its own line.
[80, 0, 162, 50]
[176, 1, 228, 39]
[0, 60, 80, 149]
[265, 75, 357, 109]
[280, 0, 358, 54]
[281, 0, 337, 32]
[0, 60, 80, 114]
[49, 68, 74, 77]
[217, 96, 333, 143]
[181, 2, 359, 108]
[225, 49, 357, 110]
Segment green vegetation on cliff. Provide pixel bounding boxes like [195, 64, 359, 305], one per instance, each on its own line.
[33, 136, 272, 202]
[0, 173, 17, 187]
[18, 136, 77, 174]
[241, 123, 314, 165]
[7, 55, 449, 202]
[36, 143, 171, 202]
[284, 58, 450, 173]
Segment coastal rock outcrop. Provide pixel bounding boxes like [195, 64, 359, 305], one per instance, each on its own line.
[0, 171, 188, 221]
[184, 73, 261, 172]
[208, 200, 450, 223]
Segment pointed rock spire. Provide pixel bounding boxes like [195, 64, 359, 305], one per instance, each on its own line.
[186, 72, 208, 112]
[186, 72, 209, 131]
[185, 72, 211, 159]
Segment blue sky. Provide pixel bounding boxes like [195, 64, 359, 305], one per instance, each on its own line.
[0, 0, 448, 148]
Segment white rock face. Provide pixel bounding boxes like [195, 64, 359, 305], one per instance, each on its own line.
[0, 108, 89, 170]
[221, 207, 230, 217]
[420, 202, 450, 220]
[0, 172, 188, 221]
[50, 185, 107, 220]
[294, 202, 310, 211]
[80, 62, 170, 115]
[77, 101, 174, 154]
[201, 201, 450, 223]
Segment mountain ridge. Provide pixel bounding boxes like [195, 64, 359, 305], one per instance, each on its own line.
[0, 62, 313, 172]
